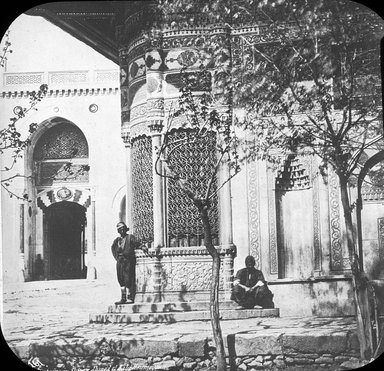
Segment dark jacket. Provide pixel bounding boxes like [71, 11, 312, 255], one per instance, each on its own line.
[234, 267, 265, 288]
[111, 234, 137, 261]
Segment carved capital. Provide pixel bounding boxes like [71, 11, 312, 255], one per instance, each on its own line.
[121, 130, 131, 146]
[148, 120, 164, 134]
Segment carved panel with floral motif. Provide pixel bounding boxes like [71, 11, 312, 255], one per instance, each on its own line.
[161, 260, 224, 291]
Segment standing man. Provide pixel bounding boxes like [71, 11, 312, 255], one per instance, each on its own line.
[111, 222, 147, 304]
[231, 255, 275, 309]
[34, 254, 44, 280]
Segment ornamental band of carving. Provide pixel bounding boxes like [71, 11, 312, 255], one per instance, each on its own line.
[159, 260, 224, 292]
[328, 171, 348, 270]
[267, 167, 278, 275]
[247, 161, 261, 269]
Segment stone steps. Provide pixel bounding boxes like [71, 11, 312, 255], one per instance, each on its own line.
[89, 301, 279, 323]
[107, 300, 251, 313]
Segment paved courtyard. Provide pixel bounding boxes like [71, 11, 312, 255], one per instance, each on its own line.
[0, 279, 378, 370]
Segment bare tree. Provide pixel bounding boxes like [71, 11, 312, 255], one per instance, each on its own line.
[228, 0, 383, 360]
[1, 83, 48, 200]
[154, 69, 240, 370]
[156, 0, 384, 361]
[1, 30, 89, 200]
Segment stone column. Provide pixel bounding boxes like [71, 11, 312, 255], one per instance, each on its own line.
[146, 65, 165, 301]
[219, 160, 234, 247]
[146, 66, 165, 249]
[223, 252, 234, 300]
[149, 122, 164, 302]
[19, 203, 25, 282]
[87, 196, 97, 280]
[218, 147, 235, 300]
[149, 123, 165, 249]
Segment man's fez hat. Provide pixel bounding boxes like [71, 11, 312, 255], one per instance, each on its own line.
[116, 222, 127, 229]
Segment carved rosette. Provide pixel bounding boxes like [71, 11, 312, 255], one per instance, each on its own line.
[37, 187, 91, 210]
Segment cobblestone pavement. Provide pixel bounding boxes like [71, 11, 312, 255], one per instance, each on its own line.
[1, 279, 358, 348]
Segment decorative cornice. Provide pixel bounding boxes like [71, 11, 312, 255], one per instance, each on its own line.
[1, 87, 119, 99]
[135, 244, 236, 258]
[361, 186, 384, 201]
[1, 69, 119, 98]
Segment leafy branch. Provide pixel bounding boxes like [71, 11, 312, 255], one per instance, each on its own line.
[0, 30, 12, 68]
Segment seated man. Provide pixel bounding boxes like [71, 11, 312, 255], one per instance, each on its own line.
[231, 255, 274, 309]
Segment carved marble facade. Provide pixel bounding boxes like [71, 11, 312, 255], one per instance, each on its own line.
[118, 6, 236, 302]
[116, 4, 359, 303]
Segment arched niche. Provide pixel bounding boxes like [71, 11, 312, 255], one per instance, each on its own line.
[357, 150, 384, 279]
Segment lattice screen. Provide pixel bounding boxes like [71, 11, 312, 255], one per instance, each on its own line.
[131, 136, 154, 243]
[34, 123, 88, 160]
[166, 129, 219, 247]
[275, 155, 311, 191]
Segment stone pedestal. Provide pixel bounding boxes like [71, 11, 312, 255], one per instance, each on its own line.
[135, 245, 236, 303]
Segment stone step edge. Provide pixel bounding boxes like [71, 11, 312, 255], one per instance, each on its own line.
[90, 308, 280, 323]
[108, 301, 266, 313]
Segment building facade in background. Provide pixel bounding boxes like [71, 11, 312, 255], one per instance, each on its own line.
[1, 66, 125, 284]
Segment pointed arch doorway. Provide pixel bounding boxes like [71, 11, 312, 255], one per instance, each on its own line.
[43, 201, 87, 280]
[29, 118, 93, 281]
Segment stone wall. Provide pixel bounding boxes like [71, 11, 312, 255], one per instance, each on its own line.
[269, 277, 354, 317]
[13, 330, 366, 371]
[18, 352, 367, 371]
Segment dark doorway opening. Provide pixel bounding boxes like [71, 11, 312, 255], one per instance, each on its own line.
[44, 201, 87, 280]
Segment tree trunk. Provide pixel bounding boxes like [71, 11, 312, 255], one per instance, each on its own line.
[338, 175, 373, 359]
[198, 202, 227, 371]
